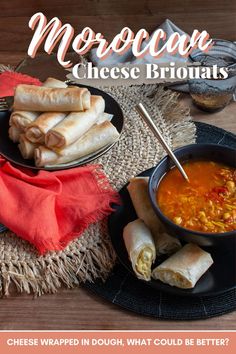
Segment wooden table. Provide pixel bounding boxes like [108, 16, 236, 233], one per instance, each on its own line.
[0, 53, 235, 330]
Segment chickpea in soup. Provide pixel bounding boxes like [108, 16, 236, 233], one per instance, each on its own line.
[157, 160, 236, 233]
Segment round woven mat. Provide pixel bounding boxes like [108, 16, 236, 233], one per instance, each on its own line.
[0, 85, 195, 296]
[84, 122, 236, 320]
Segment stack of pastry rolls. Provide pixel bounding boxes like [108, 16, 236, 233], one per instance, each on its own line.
[9, 78, 120, 167]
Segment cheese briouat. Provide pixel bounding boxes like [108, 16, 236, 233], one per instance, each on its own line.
[127, 177, 181, 255]
[42, 77, 68, 88]
[8, 125, 23, 143]
[13, 85, 91, 112]
[26, 112, 67, 143]
[123, 219, 156, 281]
[34, 121, 120, 167]
[151, 243, 214, 289]
[18, 135, 39, 159]
[45, 96, 105, 149]
[9, 111, 40, 131]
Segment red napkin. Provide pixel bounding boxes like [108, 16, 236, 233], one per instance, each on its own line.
[0, 71, 41, 97]
[0, 157, 120, 254]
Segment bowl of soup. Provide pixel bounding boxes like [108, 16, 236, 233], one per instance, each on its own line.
[149, 144, 236, 247]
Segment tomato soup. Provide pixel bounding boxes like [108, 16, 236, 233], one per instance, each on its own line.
[157, 160, 236, 233]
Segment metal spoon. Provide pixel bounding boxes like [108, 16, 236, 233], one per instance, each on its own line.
[136, 103, 190, 182]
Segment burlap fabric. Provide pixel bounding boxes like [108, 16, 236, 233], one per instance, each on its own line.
[0, 84, 196, 296]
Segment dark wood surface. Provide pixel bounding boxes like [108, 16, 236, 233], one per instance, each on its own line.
[0, 287, 235, 330]
[0, 0, 235, 66]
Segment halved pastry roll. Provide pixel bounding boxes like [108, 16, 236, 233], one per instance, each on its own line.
[18, 135, 39, 159]
[45, 96, 105, 149]
[127, 177, 181, 255]
[13, 85, 91, 112]
[152, 243, 214, 289]
[8, 125, 23, 143]
[35, 121, 120, 167]
[123, 219, 156, 281]
[25, 112, 67, 144]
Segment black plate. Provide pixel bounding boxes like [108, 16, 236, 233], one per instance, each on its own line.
[0, 84, 124, 170]
[108, 167, 236, 297]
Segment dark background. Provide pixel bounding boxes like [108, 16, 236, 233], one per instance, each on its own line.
[0, 0, 235, 66]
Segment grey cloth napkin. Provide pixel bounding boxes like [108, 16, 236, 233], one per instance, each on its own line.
[90, 19, 187, 67]
[90, 19, 236, 94]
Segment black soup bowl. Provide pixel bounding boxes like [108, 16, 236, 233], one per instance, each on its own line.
[149, 143, 236, 247]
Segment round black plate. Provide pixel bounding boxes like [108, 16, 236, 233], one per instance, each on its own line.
[108, 167, 236, 297]
[0, 84, 124, 170]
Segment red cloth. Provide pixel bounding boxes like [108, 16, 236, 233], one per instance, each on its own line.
[0, 71, 41, 97]
[0, 157, 120, 254]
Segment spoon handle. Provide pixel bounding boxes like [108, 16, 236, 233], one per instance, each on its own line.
[136, 103, 189, 182]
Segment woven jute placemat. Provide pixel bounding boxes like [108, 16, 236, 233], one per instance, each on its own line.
[0, 84, 196, 296]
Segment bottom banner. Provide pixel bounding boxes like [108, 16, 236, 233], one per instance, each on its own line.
[0, 331, 235, 354]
